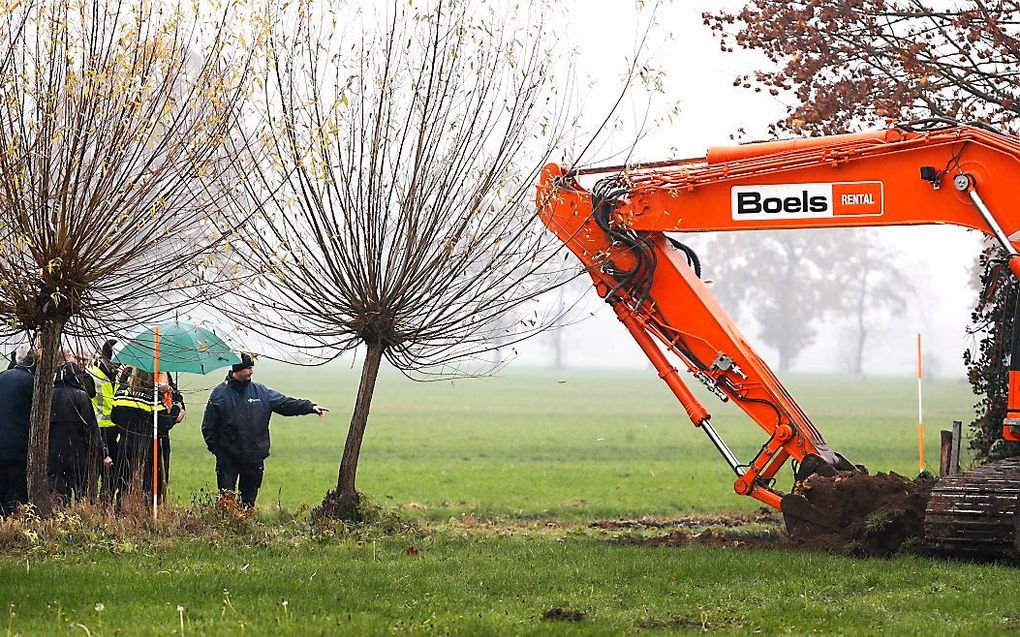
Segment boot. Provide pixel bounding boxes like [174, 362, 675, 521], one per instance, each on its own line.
[216, 490, 236, 514]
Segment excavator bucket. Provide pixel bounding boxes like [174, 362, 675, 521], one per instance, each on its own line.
[781, 452, 859, 537]
[780, 493, 839, 535]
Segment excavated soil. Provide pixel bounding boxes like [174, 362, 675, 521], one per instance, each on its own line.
[603, 473, 936, 558]
[599, 509, 788, 550]
[788, 471, 935, 557]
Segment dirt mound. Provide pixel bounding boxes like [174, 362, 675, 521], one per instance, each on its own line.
[788, 470, 935, 557]
[600, 474, 937, 558]
[542, 607, 585, 622]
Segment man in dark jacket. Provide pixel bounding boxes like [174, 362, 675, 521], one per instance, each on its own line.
[0, 345, 34, 516]
[202, 354, 328, 509]
[49, 362, 112, 503]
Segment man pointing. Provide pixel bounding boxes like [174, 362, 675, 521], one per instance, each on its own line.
[202, 353, 328, 510]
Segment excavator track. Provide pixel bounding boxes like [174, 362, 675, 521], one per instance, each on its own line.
[924, 459, 1020, 561]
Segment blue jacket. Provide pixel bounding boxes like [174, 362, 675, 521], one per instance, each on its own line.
[0, 365, 35, 462]
[201, 376, 315, 462]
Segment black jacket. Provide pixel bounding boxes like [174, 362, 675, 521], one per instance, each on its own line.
[201, 376, 315, 462]
[110, 374, 185, 437]
[0, 365, 34, 462]
[49, 374, 105, 465]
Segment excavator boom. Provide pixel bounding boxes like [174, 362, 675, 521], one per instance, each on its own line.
[537, 119, 1020, 531]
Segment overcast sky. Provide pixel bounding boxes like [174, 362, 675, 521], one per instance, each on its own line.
[71, 1, 982, 381]
[510, 0, 984, 379]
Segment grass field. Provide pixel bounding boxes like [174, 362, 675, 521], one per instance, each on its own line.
[169, 364, 974, 520]
[2, 365, 1016, 636]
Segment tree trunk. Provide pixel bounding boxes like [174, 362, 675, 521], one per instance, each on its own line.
[551, 288, 566, 369]
[851, 263, 869, 376]
[852, 303, 867, 376]
[324, 340, 385, 519]
[551, 329, 564, 369]
[26, 319, 64, 517]
[776, 332, 793, 372]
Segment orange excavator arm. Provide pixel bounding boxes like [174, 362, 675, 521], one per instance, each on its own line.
[537, 119, 1020, 513]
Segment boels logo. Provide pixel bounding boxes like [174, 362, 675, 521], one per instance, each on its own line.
[731, 182, 884, 220]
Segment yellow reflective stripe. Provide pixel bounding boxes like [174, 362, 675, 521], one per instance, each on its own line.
[111, 396, 156, 412]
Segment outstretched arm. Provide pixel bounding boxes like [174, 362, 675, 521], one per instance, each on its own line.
[265, 388, 328, 416]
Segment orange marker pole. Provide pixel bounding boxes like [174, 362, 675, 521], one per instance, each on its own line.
[153, 326, 160, 522]
[917, 333, 924, 472]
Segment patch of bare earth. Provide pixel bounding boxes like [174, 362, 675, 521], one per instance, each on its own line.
[594, 472, 937, 557]
[541, 607, 585, 622]
[594, 509, 788, 550]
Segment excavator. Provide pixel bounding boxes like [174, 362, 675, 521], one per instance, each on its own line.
[536, 118, 1020, 559]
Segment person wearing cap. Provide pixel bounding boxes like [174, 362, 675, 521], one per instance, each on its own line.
[201, 353, 329, 511]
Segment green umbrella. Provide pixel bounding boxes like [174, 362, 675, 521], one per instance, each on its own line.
[115, 322, 241, 521]
[115, 322, 241, 374]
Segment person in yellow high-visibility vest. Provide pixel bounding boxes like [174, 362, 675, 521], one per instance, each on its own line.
[110, 367, 184, 505]
[86, 340, 119, 499]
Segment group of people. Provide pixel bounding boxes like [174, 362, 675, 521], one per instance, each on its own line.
[0, 344, 328, 516]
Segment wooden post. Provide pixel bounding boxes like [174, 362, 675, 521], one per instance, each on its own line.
[950, 420, 962, 475]
[939, 430, 953, 478]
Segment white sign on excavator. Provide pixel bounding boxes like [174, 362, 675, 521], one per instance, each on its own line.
[731, 181, 884, 220]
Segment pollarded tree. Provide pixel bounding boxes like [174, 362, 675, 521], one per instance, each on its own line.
[0, 0, 259, 514]
[219, 0, 604, 519]
[706, 0, 1020, 459]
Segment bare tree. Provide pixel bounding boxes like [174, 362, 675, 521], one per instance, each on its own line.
[0, 1, 257, 514]
[839, 232, 911, 376]
[704, 230, 847, 372]
[216, 0, 613, 519]
[705, 229, 911, 374]
[542, 274, 597, 369]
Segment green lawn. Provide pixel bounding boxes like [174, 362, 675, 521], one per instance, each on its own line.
[2, 366, 1012, 636]
[2, 530, 1019, 636]
[169, 364, 973, 520]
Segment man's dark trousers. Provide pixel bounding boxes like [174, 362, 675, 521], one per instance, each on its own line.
[0, 460, 27, 516]
[215, 455, 264, 508]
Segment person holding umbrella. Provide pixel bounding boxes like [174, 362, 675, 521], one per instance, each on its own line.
[202, 353, 328, 511]
[114, 322, 244, 519]
[110, 368, 184, 504]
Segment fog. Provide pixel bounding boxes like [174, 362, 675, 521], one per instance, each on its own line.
[22, 2, 980, 382]
[509, 1, 984, 380]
